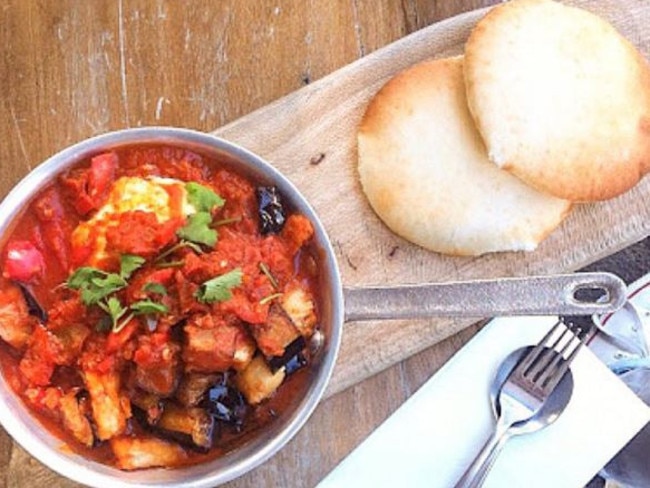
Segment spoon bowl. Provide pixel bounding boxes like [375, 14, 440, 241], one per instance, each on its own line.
[491, 346, 574, 434]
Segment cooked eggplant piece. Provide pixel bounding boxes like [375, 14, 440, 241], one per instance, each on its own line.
[134, 358, 181, 398]
[175, 372, 221, 407]
[17, 282, 48, 323]
[236, 355, 286, 405]
[267, 336, 306, 373]
[283, 351, 308, 375]
[183, 317, 256, 373]
[280, 286, 317, 337]
[110, 436, 188, 470]
[252, 303, 302, 358]
[156, 403, 214, 450]
[202, 377, 247, 426]
[59, 389, 94, 447]
[82, 369, 130, 440]
[0, 283, 34, 350]
[257, 186, 286, 235]
[129, 389, 164, 424]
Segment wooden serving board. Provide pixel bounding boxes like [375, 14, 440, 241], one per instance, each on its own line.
[213, 0, 650, 398]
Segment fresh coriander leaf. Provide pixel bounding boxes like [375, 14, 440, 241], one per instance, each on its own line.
[67, 267, 107, 289]
[98, 296, 129, 329]
[67, 266, 127, 306]
[131, 300, 169, 315]
[120, 254, 146, 279]
[195, 268, 243, 303]
[82, 274, 127, 304]
[105, 296, 128, 319]
[143, 282, 168, 295]
[177, 212, 217, 247]
[90, 274, 127, 290]
[185, 182, 224, 212]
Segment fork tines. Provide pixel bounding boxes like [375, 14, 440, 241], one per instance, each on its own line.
[514, 319, 594, 398]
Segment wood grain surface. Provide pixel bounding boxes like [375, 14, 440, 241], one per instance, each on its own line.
[0, 1, 648, 487]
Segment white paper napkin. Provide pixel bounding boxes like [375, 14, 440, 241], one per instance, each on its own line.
[318, 316, 650, 488]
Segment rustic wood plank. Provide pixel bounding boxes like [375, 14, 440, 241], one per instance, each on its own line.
[352, 0, 409, 55]
[410, 0, 497, 26]
[0, 428, 12, 487]
[0, 0, 364, 176]
[5, 445, 77, 488]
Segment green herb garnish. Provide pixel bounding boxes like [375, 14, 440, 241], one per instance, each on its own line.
[67, 266, 104, 289]
[176, 183, 225, 247]
[98, 296, 132, 333]
[177, 212, 217, 247]
[67, 254, 145, 306]
[131, 299, 169, 315]
[185, 182, 224, 212]
[143, 282, 168, 295]
[155, 240, 203, 263]
[67, 254, 164, 334]
[120, 254, 146, 279]
[195, 268, 243, 303]
[67, 267, 127, 305]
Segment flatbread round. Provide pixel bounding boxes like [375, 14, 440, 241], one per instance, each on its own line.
[464, 0, 650, 202]
[357, 56, 570, 256]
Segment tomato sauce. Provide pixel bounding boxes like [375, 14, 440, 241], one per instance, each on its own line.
[0, 145, 321, 470]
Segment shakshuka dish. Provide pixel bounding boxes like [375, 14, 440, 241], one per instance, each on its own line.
[0, 145, 322, 470]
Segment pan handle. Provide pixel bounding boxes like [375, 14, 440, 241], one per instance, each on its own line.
[342, 272, 627, 322]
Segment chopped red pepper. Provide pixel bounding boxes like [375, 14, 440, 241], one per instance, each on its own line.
[63, 151, 118, 215]
[32, 188, 70, 271]
[88, 152, 118, 201]
[3, 240, 45, 283]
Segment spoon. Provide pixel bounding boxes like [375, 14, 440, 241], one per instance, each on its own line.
[467, 346, 574, 486]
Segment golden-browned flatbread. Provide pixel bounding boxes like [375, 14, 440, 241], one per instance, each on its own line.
[357, 56, 570, 256]
[464, 0, 650, 202]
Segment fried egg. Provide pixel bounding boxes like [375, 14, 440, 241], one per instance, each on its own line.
[71, 176, 196, 267]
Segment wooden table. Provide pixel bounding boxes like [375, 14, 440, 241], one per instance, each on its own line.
[1, 1, 648, 487]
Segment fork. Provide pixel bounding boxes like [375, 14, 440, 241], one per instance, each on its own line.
[454, 319, 592, 488]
